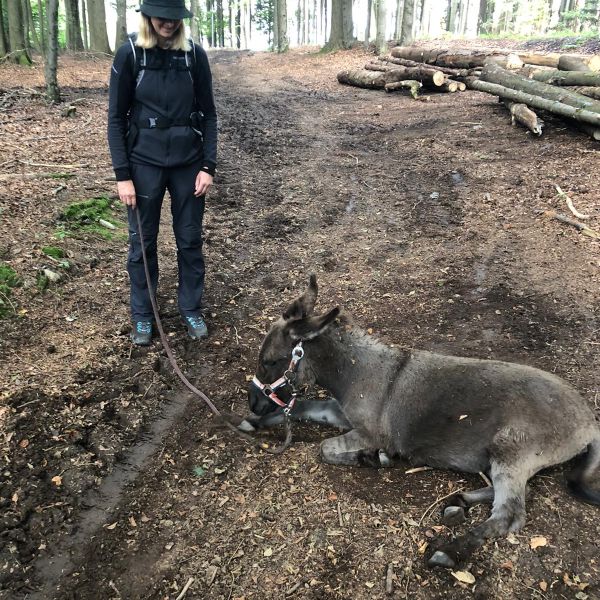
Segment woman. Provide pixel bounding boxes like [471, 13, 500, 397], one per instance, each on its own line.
[107, 0, 217, 345]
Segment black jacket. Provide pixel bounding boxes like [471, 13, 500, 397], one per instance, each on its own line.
[107, 39, 217, 181]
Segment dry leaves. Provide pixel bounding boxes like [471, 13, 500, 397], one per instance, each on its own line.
[452, 570, 476, 584]
[529, 536, 548, 550]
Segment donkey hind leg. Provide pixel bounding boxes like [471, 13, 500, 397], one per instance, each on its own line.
[320, 429, 390, 468]
[429, 466, 527, 569]
[567, 437, 600, 506]
[238, 398, 352, 433]
[442, 487, 495, 527]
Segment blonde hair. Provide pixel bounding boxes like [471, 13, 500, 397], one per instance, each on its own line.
[136, 14, 191, 51]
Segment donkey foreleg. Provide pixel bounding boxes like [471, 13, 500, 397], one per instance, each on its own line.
[238, 398, 352, 432]
[320, 429, 392, 468]
[429, 467, 527, 569]
[442, 487, 495, 527]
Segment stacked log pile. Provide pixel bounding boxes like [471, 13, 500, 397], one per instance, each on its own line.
[337, 45, 600, 141]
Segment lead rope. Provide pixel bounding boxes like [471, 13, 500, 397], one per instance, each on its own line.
[132, 206, 292, 454]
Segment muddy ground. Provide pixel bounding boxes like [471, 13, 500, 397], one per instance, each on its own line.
[1, 39, 599, 599]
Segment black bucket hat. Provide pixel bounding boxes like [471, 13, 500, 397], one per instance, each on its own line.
[138, 0, 193, 19]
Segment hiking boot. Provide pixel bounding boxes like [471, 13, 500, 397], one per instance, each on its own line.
[182, 315, 208, 339]
[131, 320, 153, 346]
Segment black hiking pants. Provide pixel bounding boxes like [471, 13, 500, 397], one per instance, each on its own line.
[127, 161, 205, 322]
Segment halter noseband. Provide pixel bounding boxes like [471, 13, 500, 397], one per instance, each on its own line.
[252, 342, 304, 414]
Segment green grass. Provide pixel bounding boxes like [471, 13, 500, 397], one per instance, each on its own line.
[42, 246, 65, 260]
[0, 263, 21, 317]
[58, 197, 126, 241]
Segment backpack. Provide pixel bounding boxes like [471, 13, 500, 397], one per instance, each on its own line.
[127, 33, 197, 88]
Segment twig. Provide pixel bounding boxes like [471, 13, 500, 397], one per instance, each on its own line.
[385, 563, 394, 595]
[478, 471, 492, 487]
[537, 210, 600, 239]
[344, 152, 359, 164]
[108, 580, 121, 598]
[555, 184, 590, 220]
[405, 466, 433, 474]
[174, 577, 194, 600]
[418, 487, 465, 526]
[337, 502, 344, 527]
[286, 577, 309, 596]
[0, 288, 16, 314]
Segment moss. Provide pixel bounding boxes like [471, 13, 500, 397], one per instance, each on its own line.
[42, 246, 65, 260]
[58, 197, 126, 241]
[0, 263, 21, 317]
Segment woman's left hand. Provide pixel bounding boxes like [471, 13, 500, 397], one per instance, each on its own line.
[194, 171, 213, 197]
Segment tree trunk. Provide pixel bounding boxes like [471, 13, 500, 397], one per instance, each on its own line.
[24, 0, 41, 50]
[0, 0, 10, 56]
[38, 0, 47, 51]
[381, 54, 470, 77]
[325, 0, 354, 50]
[385, 79, 421, 96]
[273, 0, 288, 52]
[393, 0, 403, 40]
[80, 0, 88, 50]
[391, 46, 520, 69]
[374, 0, 386, 55]
[558, 53, 600, 72]
[87, 0, 111, 53]
[115, 0, 127, 49]
[517, 52, 560, 67]
[363, 63, 446, 85]
[7, 0, 32, 63]
[466, 78, 600, 127]
[338, 68, 408, 88]
[566, 86, 600, 100]
[447, 0, 458, 32]
[480, 63, 600, 114]
[45, 0, 59, 103]
[216, 0, 224, 46]
[190, 0, 201, 42]
[364, 0, 372, 48]
[399, 0, 414, 44]
[65, 0, 84, 50]
[524, 68, 600, 86]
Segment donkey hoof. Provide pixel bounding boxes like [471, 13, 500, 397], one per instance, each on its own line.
[378, 449, 392, 467]
[428, 550, 456, 569]
[237, 419, 257, 433]
[442, 506, 466, 527]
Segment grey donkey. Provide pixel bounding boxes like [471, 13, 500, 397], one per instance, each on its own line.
[245, 275, 600, 568]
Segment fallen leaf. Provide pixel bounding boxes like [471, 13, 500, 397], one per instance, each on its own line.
[500, 560, 513, 571]
[129, 516, 137, 527]
[165, 542, 174, 550]
[19, 439, 29, 448]
[506, 533, 520, 545]
[530, 536, 548, 550]
[452, 570, 476, 585]
[51, 475, 62, 487]
[105, 522, 118, 530]
[539, 581, 548, 592]
[264, 547, 273, 557]
[459, 414, 468, 420]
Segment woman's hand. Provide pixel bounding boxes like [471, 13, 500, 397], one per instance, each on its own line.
[117, 180, 137, 208]
[194, 171, 213, 197]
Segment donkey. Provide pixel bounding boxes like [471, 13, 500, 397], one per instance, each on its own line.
[245, 275, 600, 568]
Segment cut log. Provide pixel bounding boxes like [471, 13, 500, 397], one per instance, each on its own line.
[517, 52, 561, 68]
[360, 63, 446, 86]
[480, 63, 600, 114]
[390, 46, 520, 69]
[558, 54, 600, 72]
[566, 86, 600, 100]
[502, 100, 544, 135]
[438, 80, 459, 92]
[466, 77, 600, 128]
[570, 120, 600, 141]
[384, 80, 422, 98]
[523, 69, 600, 86]
[379, 55, 470, 78]
[449, 79, 466, 91]
[337, 69, 401, 89]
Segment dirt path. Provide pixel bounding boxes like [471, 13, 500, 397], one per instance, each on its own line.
[1, 46, 599, 599]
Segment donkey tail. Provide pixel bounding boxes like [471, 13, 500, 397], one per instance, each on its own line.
[566, 438, 600, 506]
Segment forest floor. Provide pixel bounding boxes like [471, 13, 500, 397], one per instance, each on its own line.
[1, 38, 600, 600]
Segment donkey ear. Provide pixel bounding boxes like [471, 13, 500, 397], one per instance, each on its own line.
[287, 307, 340, 341]
[282, 274, 318, 322]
